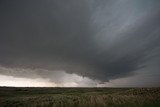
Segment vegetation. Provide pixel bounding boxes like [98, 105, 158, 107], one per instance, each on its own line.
[0, 87, 160, 107]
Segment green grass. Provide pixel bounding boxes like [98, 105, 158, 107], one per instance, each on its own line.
[0, 87, 159, 107]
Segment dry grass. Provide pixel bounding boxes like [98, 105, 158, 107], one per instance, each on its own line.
[0, 87, 159, 107]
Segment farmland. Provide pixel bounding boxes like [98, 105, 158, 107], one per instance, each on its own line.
[0, 87, 160, 107]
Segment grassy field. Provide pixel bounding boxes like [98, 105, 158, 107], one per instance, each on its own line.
[0, 87, 159, 107]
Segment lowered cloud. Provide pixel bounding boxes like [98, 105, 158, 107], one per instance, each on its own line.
[0, 66, 99, 87]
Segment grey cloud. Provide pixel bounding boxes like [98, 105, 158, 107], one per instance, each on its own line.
[0, 65, 99, 87]
[0, 0, 160, 86]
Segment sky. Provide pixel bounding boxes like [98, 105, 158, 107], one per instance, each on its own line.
[0, 0, 160, 87]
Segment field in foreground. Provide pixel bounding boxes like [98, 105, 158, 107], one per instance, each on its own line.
[0, 87, 160, 107]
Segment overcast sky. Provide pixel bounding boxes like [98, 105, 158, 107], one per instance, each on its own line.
[0, 0, 160, 87]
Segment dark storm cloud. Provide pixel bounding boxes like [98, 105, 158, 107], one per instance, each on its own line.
[0, 0, 160, 84]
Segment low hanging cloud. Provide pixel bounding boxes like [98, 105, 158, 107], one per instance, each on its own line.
[0, 0, 160, 86]
[0, 66, 99, 87]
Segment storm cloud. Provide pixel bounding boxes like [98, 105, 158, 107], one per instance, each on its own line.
[0, 0, 160, 86]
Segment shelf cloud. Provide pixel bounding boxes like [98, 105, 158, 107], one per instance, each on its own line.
[0, 0, 160, 87]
